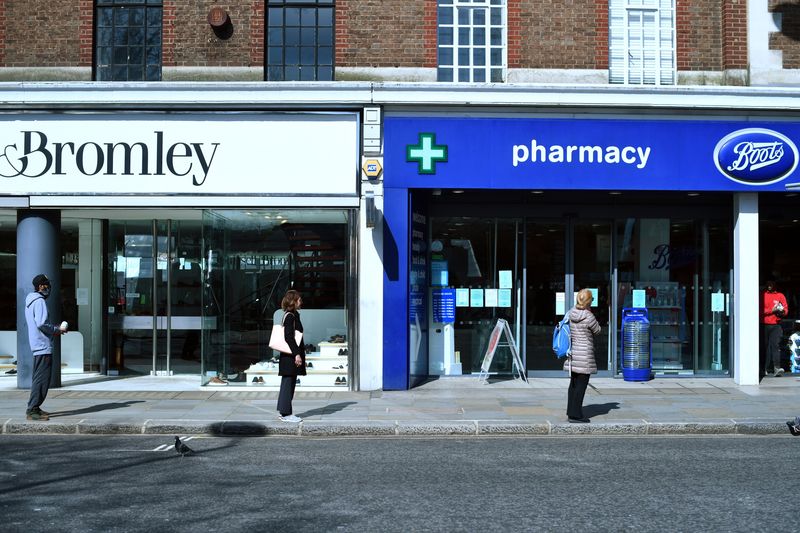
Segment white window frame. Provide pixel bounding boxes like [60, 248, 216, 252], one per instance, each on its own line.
[609, 0, 676, 85]
[437, 0, 507, 83]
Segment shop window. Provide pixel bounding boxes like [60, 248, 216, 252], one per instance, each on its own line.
[265, 0, 335, 81]
[609, 0, 675, 85]
[437, 0, 507, 83]
[202, 210, 352, 387]
[95, 0, 163, 81]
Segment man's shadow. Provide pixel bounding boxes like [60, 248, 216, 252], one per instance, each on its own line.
[48, 400, 146, 418]
[582, 402, 621, 419]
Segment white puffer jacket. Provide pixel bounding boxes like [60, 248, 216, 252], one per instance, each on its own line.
[563, 306, 601, 375]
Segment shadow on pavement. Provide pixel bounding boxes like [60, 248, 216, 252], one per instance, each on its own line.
[583, 402, 621, 419]
[296, 401, 357, 419]
[49, 400, 146, 418]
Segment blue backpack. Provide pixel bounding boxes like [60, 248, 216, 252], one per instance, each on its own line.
[552, 315, 571, 359]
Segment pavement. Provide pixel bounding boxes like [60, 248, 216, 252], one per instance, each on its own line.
[1, 373, 799, 437]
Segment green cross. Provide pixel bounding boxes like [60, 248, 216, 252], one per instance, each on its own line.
[406, 133, 448, 174]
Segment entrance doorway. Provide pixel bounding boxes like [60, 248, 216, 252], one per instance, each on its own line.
[108, 216, 203, 376]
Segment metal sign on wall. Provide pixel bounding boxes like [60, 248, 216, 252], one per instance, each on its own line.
[0, 113, 358, 196]
[385, 116, 800, 192]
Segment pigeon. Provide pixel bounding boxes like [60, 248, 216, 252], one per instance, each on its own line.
[174, 436, 194, 456]
[787, 417, 800, 437]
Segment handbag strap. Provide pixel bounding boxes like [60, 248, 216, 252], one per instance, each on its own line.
[282, 311, 293, 326]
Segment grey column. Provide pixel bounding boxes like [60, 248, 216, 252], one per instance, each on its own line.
[16, 210, 62, 389]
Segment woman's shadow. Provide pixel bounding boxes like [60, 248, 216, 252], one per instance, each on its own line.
[48, 400, 146, 418]
[582, 402, 621, 420]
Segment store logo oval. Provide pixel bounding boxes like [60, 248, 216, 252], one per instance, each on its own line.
[714, 128, 798, 185]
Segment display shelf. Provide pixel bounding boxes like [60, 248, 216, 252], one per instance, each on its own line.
[245, 357, 348, 387]
[317, 341, 348, 357]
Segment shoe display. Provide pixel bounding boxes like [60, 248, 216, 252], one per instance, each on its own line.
[775, 368, 785, 377]
[252, 376, 258, 383]
[258, 376, 265, 384]
[295, 378, 301, 385]
[338, 348, 344, 355]
[208, 376, 228, 386]
[335, 377, 342, 385]
[5, 369, 16, 375]
[342, 349, 348, 356]
[279, 414, 302, 423]
[306, 362, 313, 368]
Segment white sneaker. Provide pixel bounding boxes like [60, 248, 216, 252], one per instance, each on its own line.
[279, 414, 302, 423]
[775, 368, 785, 377]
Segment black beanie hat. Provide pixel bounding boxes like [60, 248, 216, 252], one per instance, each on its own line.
[32, 274, 50, 289]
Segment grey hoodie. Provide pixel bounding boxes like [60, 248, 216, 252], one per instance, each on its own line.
[25, 291, 58, 356]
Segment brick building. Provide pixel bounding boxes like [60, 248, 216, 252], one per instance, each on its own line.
[0, 1, 796, 85]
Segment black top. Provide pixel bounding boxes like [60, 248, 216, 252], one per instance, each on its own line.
[279, 312, 306, 377]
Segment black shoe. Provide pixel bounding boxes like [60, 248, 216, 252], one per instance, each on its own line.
[5, 369, 16, 375]
[252, 377, 258, 383]
[338, 348, 344, 355]
[306, 362, 313, 368]
[787, 421, 800, 436]
[342, 349, 348, 356]
[295, 378, 301, 385]
[568, 417, 590, 423]
[335, 377, 342, 385]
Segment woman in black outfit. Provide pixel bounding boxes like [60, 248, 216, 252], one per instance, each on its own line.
[277, 290, 306, 422]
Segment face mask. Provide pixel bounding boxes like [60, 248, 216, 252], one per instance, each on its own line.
[40, 286, 51, 298]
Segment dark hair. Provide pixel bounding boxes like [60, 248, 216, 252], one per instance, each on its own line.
[281, 290, 302, 312]
[32, 274, 50, 289]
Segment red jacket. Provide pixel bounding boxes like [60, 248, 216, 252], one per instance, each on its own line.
[762, 291, 788, 325]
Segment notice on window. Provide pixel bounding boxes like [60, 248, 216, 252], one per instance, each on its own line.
[76, 288, 89, 306]
[498, 289, 512, 308]
[470, 289, 484, 308]
[632, 289, 646, 308]
[589, 288, 598, 307]
[555, 292, 565, 315]
[485, 289, 498, 307]
[499, 270, 513, 289]
[711, 292, 725, 312]
[456, 288, 470, 307]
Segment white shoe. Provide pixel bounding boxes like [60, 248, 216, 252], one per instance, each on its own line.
[775, 368, 785, 377]
[279, 414, 302, 423]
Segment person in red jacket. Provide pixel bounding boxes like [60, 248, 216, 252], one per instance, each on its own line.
[762, 280, 788, 376]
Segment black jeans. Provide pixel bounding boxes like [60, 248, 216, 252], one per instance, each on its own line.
[764, 324, 783, 373]
[566, 372, 591, 420]
[277, 375, 297, 416]
[27, 354, 53, 413]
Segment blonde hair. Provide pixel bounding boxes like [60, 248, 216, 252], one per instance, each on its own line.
[281, 290, 302, 312]
[576, 289, 593, 309]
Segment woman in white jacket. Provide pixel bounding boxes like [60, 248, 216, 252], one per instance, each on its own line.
[565, 288, 601, 423]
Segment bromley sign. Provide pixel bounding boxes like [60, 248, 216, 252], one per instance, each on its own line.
[0, 130, 219, 186]
[0, 113, 359, 196]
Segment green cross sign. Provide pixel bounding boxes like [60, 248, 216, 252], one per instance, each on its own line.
[406, 133, 448, 174]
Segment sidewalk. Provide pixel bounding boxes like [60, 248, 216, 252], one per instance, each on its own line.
[1, 374, 799, 436]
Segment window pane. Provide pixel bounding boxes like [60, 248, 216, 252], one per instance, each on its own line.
[438, 47, 453, 66]
[458, 68, 470, 82]
[473, 48, 485, 66]
[146, 7, 161, 26]
[268, 47, 283, 64]
[439, 27, 453, 46]
[490, 68, 503, 82]
[318, 46, 332, 65]
[458, 7, 470, 25]
[318, 8, 333, 27]
[130, 7, 144, 26]
[98, 9, 114, 27]
[285, 66, 300, 80]
[129, 46, 144, 64]
[115, 27, 128, 45]
[318, 66, 333, 80]
[490, 47, 502, 66]
[458, 47, 470, 65]
[128, 66, 143, 80]
[268, 8, 283, 26]
[146, 46, 161, 65]
[300, 47, 316, 65]
[286, 8, 300, 26]
[146, 65, 161, 81]
[318, 27, 333, 45]
[285, 28, 300, 46]
[473, 9, 485, 25]
[129, 27, 145, 45]
[458, 28, 470, 46]
[490, 7, 502, 25]
[267, 66, 284, 81]
[285, 47, 299, 65]
[114, 47, 128, 65]
[115, 8, 129, 26]
[301, 27, 316, 46]
[98, 28, 114, 46]
[473, 27, 485, 46]
[473, 69, 486, 82]
[437, 67, 454, 82]
[491, 28, 502, 45]
[112, 65, 127, 79]
[300, 67, 316, 81]
[268, 28, 283, 46]
[301, 8, 316, 26]
[438, 7, 453, 25]
[98, 47, 112, 66]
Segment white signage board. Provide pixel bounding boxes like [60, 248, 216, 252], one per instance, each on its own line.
[0, 113, 358, 196]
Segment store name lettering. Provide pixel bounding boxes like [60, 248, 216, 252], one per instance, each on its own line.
[512, 139, 651, 169]
[0, 130, 220, 186]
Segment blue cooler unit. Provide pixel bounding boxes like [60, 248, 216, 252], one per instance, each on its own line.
[620, 308, 652, 382]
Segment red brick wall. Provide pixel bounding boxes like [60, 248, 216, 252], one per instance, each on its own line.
[163, 1, 176, 67]
[250, 0, 264, 67]
[769, 1, 800, 69]
[594, 0, 608, 69]
[336, 0, 433, 68]
[171, 1, 253, 67]
[79, 0, 93, 67]
[722, 0, 747, 69]
[4, 0, 82, 66]
[515, 0, 605, 69]
[678, 0, 728, 72]
[0, 1, 5, 67]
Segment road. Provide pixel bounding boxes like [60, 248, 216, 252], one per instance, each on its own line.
[0, 435, 797, 532]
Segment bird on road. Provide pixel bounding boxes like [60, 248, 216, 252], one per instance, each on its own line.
[174, 436, 194, 456]
[787, 416, 800, 436]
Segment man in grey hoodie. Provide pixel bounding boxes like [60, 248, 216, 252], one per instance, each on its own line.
[24, 274, 67, 421]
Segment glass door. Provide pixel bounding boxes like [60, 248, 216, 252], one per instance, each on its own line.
[107, 218, 202, 376]
[525, 219, 612, 373]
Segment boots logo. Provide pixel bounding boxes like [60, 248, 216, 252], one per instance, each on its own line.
[714, 128, 798, 185]
[0, 130, 220, 186]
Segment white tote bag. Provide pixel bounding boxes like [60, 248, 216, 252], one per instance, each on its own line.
[269, 313, 303, 354]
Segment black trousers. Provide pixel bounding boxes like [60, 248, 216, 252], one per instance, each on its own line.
[764, 324, 783, 373]
[277, 375, 297, 416]
[27, 354, 53, 413]
[566, 372, 591, 420]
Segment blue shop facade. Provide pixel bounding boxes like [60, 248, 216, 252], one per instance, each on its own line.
[381, 112, 799, 389]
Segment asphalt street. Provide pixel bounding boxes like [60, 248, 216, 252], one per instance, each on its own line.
[0, 435, 797, 532]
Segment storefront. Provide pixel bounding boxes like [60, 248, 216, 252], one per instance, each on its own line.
[382, 112, 799, 389]
[0, 106, 362, 390]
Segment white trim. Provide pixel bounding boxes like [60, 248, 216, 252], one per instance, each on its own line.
[336, 67, 437, 82]
[733, 193, 759, 386]
[28, 195, 360, 208]
[507, 69, 609, 84]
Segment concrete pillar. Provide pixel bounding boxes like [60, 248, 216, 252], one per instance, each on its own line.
[16, 210, 62, 389]
[733, 193, 759, 385]
[358, 181, 384, 391]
